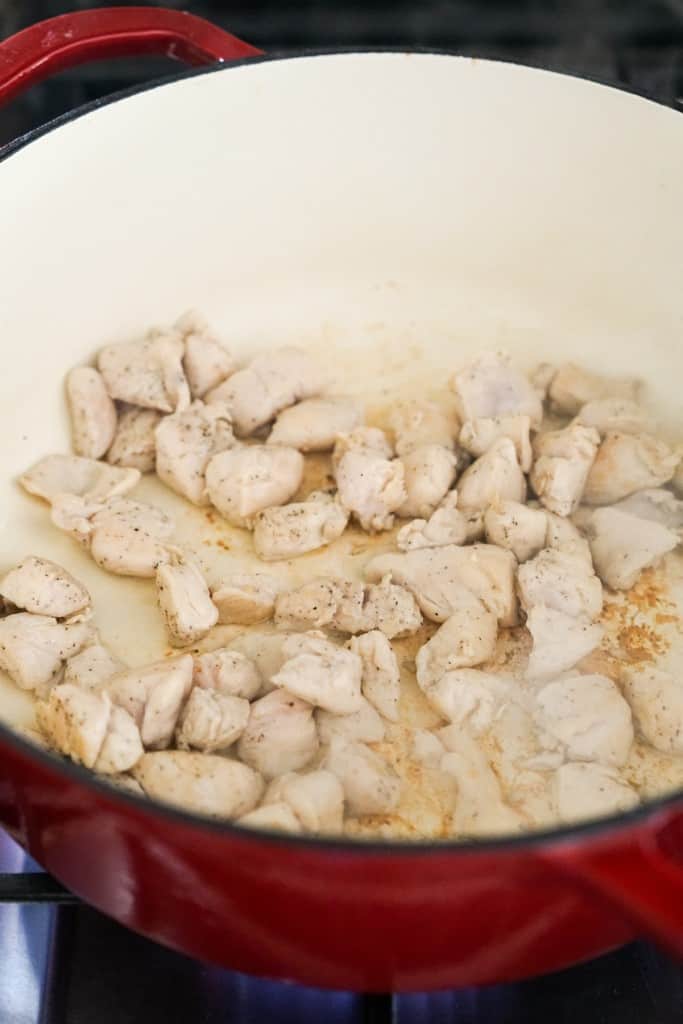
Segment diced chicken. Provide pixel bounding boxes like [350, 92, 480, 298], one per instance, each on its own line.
[451, 351, 543, 428]
[106, 654, 193, 749]
[66, 367, 117, 459]
[621, 666, 683, 754]
[583, 433, 679, 505]
[332, 426, 393, 466]
[350, 630, 401, 722]
[456, 438, 526, 512]
[334, 448, 406, 532]
[20, 454, 140, 505]
[0, 613, 93, 693]
[389, 399, 458, 456]
[553, 762, 639, 823]
[155, 401, 235, 505]
[459, 415, 533, 472]
[517, 548, 603, 620]
[548, 363, 641, 416]
[106, 406, 162, 472]
[211, 573, 281, 625]
[237, 688, 318, 779]
[268, 397, 362, 451]
[177, 309, 235, 398]
[396, 491, 471, 551]
[330, 579, 369, 633]
[252, 492, 349, 560]
[274, 578, 344, 631]
[86, 499, 175, 578]
[530, 424, 600, 516]
[193, 648, 262, 700]
[544, 512, 593, 566]
[612, 488, 683, 536]
[362, 576, 422, 639]
[64, 644, 124, 691]
[206, 346, 326, 436]
[412, 728, 446, 768]
[237, 802, 302, 832]
[205, 445, 304, 527]
[484, 500, 547, 562]
[37, 684, 142, 773]
[228, 631, 294, 689]
[175, 688, 249, 751]
[589, 507, 679, 590]
[272, 633, 363, 714]
[133, 751, 263, 818]
[535, 674, 633, 767]
[526, 605, 603, 682]
[397, 444, 457, 519]
[264, 770, 344, 833]
[97, 329, 190, 413]
[155, 549, 218, 646]
[316, 696, 386, 744]
[438, 725, 524, 835]
[323, 736, 401, 815]
[415, 591, 498, 690]
[0, 557, 91, 622]
[573, 397, 652, 437]
[426, 669, 512, 731]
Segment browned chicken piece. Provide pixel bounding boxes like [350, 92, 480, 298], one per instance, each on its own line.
[175, 688, 250, 752]
[98, 328, 190, 413]
[582, 433, 679, 505]
[456, 438, 526, 512]
[133, 751, 263, 818]
[0, 556, 91, 622]
[66, 367, 118, 459]
[0, 613, 94, 693]
[459, 415, 533, 472]
[155, 400, 235, 505]
[237, 688, 318, 779]
[106, 654, 193, 750]
[205, 444, 304, 527]
[484, 500, 547, 562]
[268, 397, 363, 451]
[398, 444, 457, 519]
[107, 406, 162, 472]
[530, 424, 600, 516]
[192, 648, 262, 700]
[37, 683, 143, 773]
[252, 493, 349, 560]
[156, 549, 218, 646]
[415, 588, 497, 690]
[211, 573, 281, 625]
[272, 632, 363, 714]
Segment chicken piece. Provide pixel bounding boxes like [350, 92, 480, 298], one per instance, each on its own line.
[438, 725, 524, 836]
[252, 492, 349, 561]
[19, 454, 140, 506]
[389, 399, 458, 456]
[535, 674, 633, 767]
[365, 543, 518, 626]
[205, 444, 303, 527]
[573, 397, 652, 437]
[64, 643, 124, 691]
[621, 666, 683, 754]
[589, 507, 678, 591]
[350, 630, 400, 722]
[517, 548, 603, 620]
[456, 438, 526, 513]
[323, 735, 401, 815]
[66, 366, 118, 459]
[335, 448, 406, 532]
[155, 400, 235, 505]
[274, 578, 343, 631]
[530, 424, 600, 517]
[330, 579, 369, 633]
[459, 415, 533, 472]
[397, 444, 457, 519]
[206, 346, 326, 436]
[86, 498, 175, 578]
[396, 491, 471, 551]
[484, 500, 547, 562]
[553, 762, 639, 823]
[362, 576, 422, 638]
[193, 648, 261, 700]
[175, 688, 249, 752]
[548, 363, 641, 416]
[426, 669, 512, 730]
[0, 557, 91, 622]
[268, 397, 362, 452]
[155, 550, 218, 646]
[415, 591, 498, 690]
[106, 654, 193, 749]
[544, 512, 593, 566]
[0, 613, 93, 693]
[316, 696, 386, 744]
[612, 488, 683, 536]
[583, 433, 679, 506]
[451, 352, 543, 428]
[38, 682, 143, 773]
[526, 605, 603, 682]
[176, 309, 235, 399]
[272, 633, 362, 714]
[228, 631, 294, 691]
[237, 802, 302, 832]
[106, 406, 162, 472]
[412, 728, 446, 768]
[264, 769, 344, 833]
[133, 751, 263, 818]
[97, 329, 190, 413]
[211, 573, 280, 625]
[237, 688, 318, 778]
[332, 426, 393, 466]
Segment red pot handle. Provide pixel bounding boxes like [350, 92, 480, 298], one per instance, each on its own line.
[0, 6, 263, 107]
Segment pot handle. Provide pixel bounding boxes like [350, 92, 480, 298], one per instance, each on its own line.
[0, 6, 263, 107]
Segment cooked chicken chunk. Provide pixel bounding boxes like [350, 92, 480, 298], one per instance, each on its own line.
[329, 579, 369, 633]
[252, 492, 349, 560]
[66, 367, 118, 459]
[133, 751, 263, 818]
[205, 444, 304, 527]
[548, 363, 641, 416]
[335, 448, 406, 532]
[426, 669, 511, 731]
[98, 329, 190, 413]
[272, 633, 363, 714]
[389, 399, 458, 455]
[573, 397, 652, 437]
[612, 488, 683, 535]
[350, 630, 401, 722]
[583, 433, 679, 505]
[415, 592, 498, 690]
[206, 346, 326, 436]
[85, 498, 175, 578]
[264, 770, 344, 833]
[459, 415, 533, 472]
[274, 578, 343, 631]
[589, 507, 678, 590]
[0, 557, 91, 622]
[106, 654, 193, 750]
[456, 438, 526, 512]
[362, 576, 422, 638]
[237, 802, 302, 832]
[438, 725, 524, 836]
[323, 736, 401, 815]
[484, 500, 547, 562]
[64, 643, 124, 691]
[0, 613, 93, 693]
[544, 512, 593, 566]
[396, 491, 471, 551]
[268, 397, 362, 451]
[332, 426, 393, 465]
[175, 688, 249, 752]
[397, 444, 457, 519]
[211, 573, 280, 625]
[37, 683, 143, 773]
[228, 631, 295, 689]
[106, 406, 161, 472]
[535, 674, 633, 767]
[177, 309, 235, 398]
[621, 666, 683, 754]
[412, 728, 446, 767]
[155, 401, 235, 505]
[553, 762, 638, 823]
[530, 424, 600, 516]
[526, 605, 603, 682]
[517, 548, 603, 621]
[193, 648, 262, 700]
[237, 688, 318, 779]
[155, 549, 218, 646]
[20, 454, 140, 505]
[316, 696, 386, 744]
[451, 351, 542, 428]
